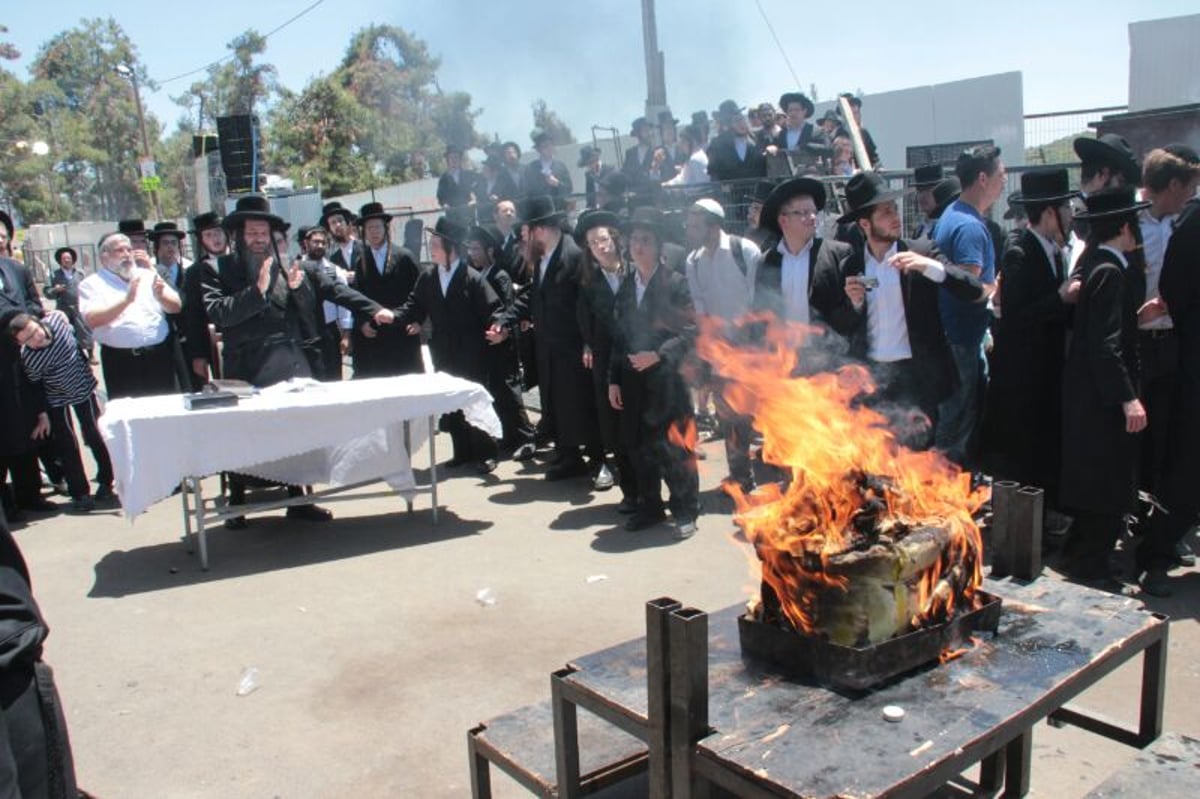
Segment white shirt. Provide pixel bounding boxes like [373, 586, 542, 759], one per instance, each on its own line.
[370, 244, 389, 276]
[777, 238, 813, 324]
[864, 243, 912, 362]
[538, 246, 554, 285]
[601, 268, 621, 295]
[734, 136, 749, 161]
[635, 266, 657, 306]
[339, 241, 355, 268]
[685, 231, 760, 322]
[439, 259, 460, 296]
[78, 266, 170, 349]
[785, 126, 805, 150]
[1029, 228, 1063, 282]
[317, 258, 353, 329]
[1139, 209, 1176, 330]
[662, 149, 709, 187]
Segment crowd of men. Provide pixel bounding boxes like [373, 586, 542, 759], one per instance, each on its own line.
[2, 90, 1199, 594]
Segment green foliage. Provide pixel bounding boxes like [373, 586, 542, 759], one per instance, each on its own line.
[531, 99, 576, 145]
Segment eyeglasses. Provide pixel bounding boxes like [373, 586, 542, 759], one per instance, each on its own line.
[780, 209, 818, 219]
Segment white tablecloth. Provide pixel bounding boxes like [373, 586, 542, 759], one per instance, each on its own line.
[98, 374, 501, 518]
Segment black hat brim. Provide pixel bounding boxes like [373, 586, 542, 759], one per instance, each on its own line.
[54, 247, 76, 264]
[573, 210, 622, 244]
[1073, 138, 1141, 185]
[836, 187, 912, 225]
[357, 212, 393, 226]
[320, 208, 355, 227]
[1074, 199, 1151, 221]
[761, 178, 827, 237]
[147, 229, 186, 242]
[224, 210, 287, 231]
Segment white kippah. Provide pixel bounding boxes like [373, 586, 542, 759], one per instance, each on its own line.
[690, 198, 725, 220]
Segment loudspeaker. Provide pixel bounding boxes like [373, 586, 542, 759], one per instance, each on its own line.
[192, 134, 218, 159]
[216, 115, 262, 193]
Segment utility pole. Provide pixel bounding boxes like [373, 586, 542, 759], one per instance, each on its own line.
[641, 0, 670, 123]
[116, 63, 164, 221]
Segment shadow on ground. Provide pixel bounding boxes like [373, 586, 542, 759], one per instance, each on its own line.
[88, 507, 490, 598]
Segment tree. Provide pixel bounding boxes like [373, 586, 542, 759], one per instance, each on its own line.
[531, 99, 575, 145]
[268, 77, 374, 196]
[173, 29, 280, 131]
[0, 24, 19, 60]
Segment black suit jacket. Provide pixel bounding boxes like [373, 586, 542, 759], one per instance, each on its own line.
[0, 258, 44, 455]
[350, 243, 423, 377]
[584, 164, 616, 209]
[329, 240, 363, 274]
[522, 159, 573, 200]
[753, 237, 851, 325]
[771, 123, 815, 151]
[395, 262, 503, 384]
[47, 268, 81, 312]
[705, 132, 767, 182]
[1157, 198, 1200, 497]
[437, 169, 479, 208]
[810, 238, 982, 406]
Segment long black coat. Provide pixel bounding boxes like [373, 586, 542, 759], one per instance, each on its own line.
[521, 159, 573, 200]
[1059, 245, 1145, 515]
[980, 229, 1070, 494]
[705, 132, 767, 183]
[351, 243, 423, 378]
[810, 238, 982, 409]
[531, 235, 596, 448]
[182, 256, 215, 364]
[0, 259, 45, 456]
[577, 263, 627, 450]
[481, 263, 522, 383]
[436, 170, 480, 208]
[395, 262, 504, 385]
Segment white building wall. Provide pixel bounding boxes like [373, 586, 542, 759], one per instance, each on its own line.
[1128, 13, 1200, 112]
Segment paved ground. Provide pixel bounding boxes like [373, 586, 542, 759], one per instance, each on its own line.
[11, 430, 1199, 798]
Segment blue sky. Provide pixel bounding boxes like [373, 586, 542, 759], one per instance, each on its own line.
[4, 0, 1197, 145]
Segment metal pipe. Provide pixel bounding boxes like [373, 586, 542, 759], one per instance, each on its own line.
[1010, 486, 1045, 580]
[989, 480, 1020, 578]
[646, 597, 681, 798]
[667, 607, 708, 799]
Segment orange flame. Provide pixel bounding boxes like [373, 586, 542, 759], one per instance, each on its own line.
[667, 417, 698, 453]
[939, 636, 983, 665]
[700, 317, 986, 639]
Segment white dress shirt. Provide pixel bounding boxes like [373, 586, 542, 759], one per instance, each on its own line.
[78, 266, 170, 349]
[635, 266, 658, 306]
[685, 232, 760, 322]
[339, 241, 355, 268]
[1029, 228, 1063, 281]
[864, 243, 912, 362]
[734, 136, 749, 161]
[370, 244, 389, 276]
[1139, 209, 1176, 330]
[662, 149, 710, 187]
[439, 259, 460, 296]
[317, 258, 353, 329]
[777, 239, 813, 324]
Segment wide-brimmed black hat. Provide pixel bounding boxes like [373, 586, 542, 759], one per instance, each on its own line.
[912, 164, 944, 188]
[357, 202, 392, 225]
[837, 172, 912, 224]
[117, 219, 147, 237]
[147, 221, 186, 243]
[1002, 191, 1027, 221]
[0, 210, 12, 239]
[190, 211, 223, 234]
[54, 246, 76, 265]
[466, 224, 501, 251]
[820, 110, 840, 125]
[778, 92, 814, 117]
[761, 177, 827, 237]
[428, 215, 466, 246]
[577, 145, 599, 168]
[319, 201, 354, 227]
[1014, 168, 1077, 204]
[657, 110, 678, 126]
[531, 130, 553, 148]
[573, 209, 622, 245]
[750, 179, 776, 206]
[521, 195, 565, 228]
[224, 194, 286, 231]
[691, 111, 709, 126]
[715, 99, 745, 120]
[929, 178, 962, 219]
[630, 117, 651, 135]
[623, 206, 665, 238]
[1074, 134, 1141, 186]
[1073, 186, 1150, 221]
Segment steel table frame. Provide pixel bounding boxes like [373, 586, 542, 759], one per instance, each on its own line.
[178, 416, 439, 569]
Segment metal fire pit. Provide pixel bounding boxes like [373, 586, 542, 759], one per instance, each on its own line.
[738, 590, 1003, 691]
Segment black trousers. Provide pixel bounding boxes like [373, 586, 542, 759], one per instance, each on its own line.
[1137, 330, 1178, 498]
[0, 452, 42, 509]
[318, 321, 344, 381]
[1061, 510, 1126, 578]
[100, 339, 179, 399]
[866, 359, 938, 451]
[488, 356, 534, 447]
[441, 410, 497, 464]
[47, 396, 113, 499]
[620, 372, 699, 521]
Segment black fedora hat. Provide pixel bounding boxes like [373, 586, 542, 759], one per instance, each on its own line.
[1074, 134, 1141, 186]
[428, 215, 466, 246]
[357, 202, 393, 225]
[761, 177, 827, 237]
[0, 210, 12, 239]
[117, 219, 147, 237]
[912, 164, 944, 188]
[623, 205, 665, 238]
[1073, 186, 1150, 221]
[531, 130, 553, 148]
[319, 201, 354, 227]
[577, 144, 599, 168]
[1002, 191, 1027, 221]
[690, 110, 709, 126]
[837, 172, 912, 224]
[715, 99, 745, 120]
[932, 177, 962, 208]
[573, 209, 623, 245]
[750, 179, 777, 206]
[224, 194, 286, 231]
[147, 221, 187, 242]
[1016, 168, 1076, 204]
[657, 110, 678, 126]
[54, 246, 76, 265]
[819, 109, 840, 125]
[466, 224, 501, 251]
[190, 211, 223, 234]
[778, 92, 814, 117]
[630, 117, 651, 135]
[521, 195, 565, 228]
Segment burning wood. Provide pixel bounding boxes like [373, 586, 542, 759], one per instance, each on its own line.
[699, 319, 988, 649]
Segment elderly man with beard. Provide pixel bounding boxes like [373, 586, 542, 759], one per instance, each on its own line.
[79, 232, 182, 399]
[202, 194, 392, 527]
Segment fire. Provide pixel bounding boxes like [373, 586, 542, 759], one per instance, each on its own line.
[700, 317, 987, 644]
[667, 417, 698, 453]
[939, 636, 983, 665]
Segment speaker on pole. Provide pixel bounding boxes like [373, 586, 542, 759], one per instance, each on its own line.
[216, 115, 262, 194]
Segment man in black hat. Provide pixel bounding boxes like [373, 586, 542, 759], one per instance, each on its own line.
[980, 169, 1079, 508]
[658, 110, 684, 168]
[523, 133, 573, 201]
[622, 117, 655, 190]
[467, 224, 535, 459]
[394, 218, 507, 473]
[690, 110, 710, 149]
[479, 155, 519, 212]
[525, 195, 604, 482]
[1058, 187, 1149, 591]
[810, 172, 983, 446]
[838, 94, 880, 168]
[1068, 134, 1143, 275]
[148, 221, 196, 389]
[501, 141, 525, 195]
[765, 92, 815, 155]
[184, 211, 227, 384]
[579, 145, 616, 210]
[596, 171, 628, 215]
[320, 202, 361, 275]
[298, 226, 356, 381]
[924, 177, 962, 239]
[706, 101, 767, 187]
[910, 165, 944, 239]
[436, 145, 479, 211]
[349, 202, 423, 378]
[117, 219, 151, 260]
[744, 179, 778, 250]
[816, 110, 841, 150]
[45, 246, 92, 362]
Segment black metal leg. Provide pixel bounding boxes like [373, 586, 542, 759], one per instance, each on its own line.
[647, 597, 681, 799]
[979, 748, 1005, 795]
[1138, 629, 1168, 746]
[668, 607, 709, 799]
[467, 726, 493, 799]
[552, 667, 582, 799]
[1003, 731, 1032, 798]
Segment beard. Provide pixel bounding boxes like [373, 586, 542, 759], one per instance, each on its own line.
[307, 244, 327, 261]
[868, 219, 900, 244]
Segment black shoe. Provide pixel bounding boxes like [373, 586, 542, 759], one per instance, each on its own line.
[69, 496, 96, 513]
[286, 504, 333, 522]
[477, 458, 498, 475]
[546, 458, 589, 481]
[1173, 540, 1195, 568]
[22, 498, 57, 513]
[625, 508, 666, 531]
[616, 497, 638, 514]
[1138, 569, 1173, 598]
[224, 516, 248, 530]
[512, 443, 536, 462]
[444, 455, 471, 469]
[94, 486, 118, 504]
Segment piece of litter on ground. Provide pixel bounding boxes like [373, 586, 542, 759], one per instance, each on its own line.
[236, 667, 260, 697]
[585, 574, 608, 584]
[297, 606, 307, 613]
[475, 588, 497, 607]
[909, 740, 933, 757]
[883, 705, 905, 722]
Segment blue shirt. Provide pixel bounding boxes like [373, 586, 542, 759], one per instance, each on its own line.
[935, 199, 994, 345]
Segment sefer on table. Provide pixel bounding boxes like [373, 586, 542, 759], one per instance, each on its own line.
[98, 373, 501, 569]
[549, 576, 1167, 799]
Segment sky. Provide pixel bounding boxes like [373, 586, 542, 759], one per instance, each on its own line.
[4, 0, 1198, 147]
